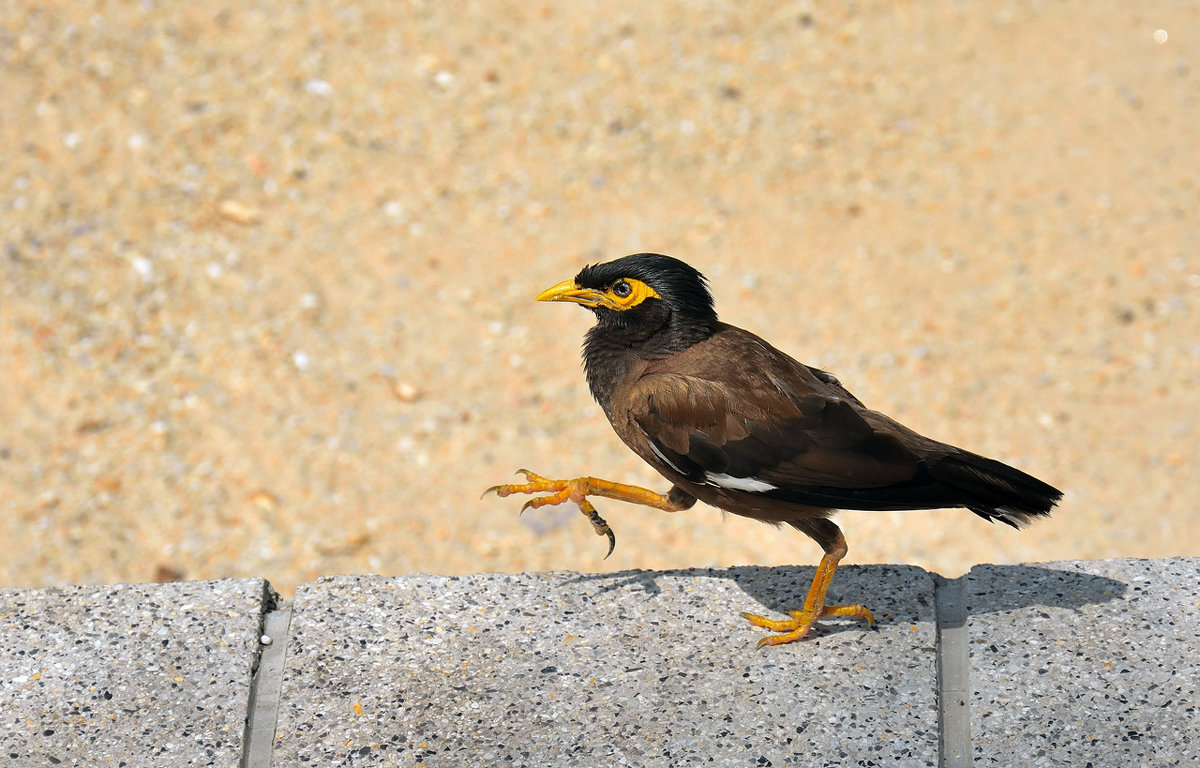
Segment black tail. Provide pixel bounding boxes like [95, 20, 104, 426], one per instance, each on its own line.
[932, 451, 1063, 529]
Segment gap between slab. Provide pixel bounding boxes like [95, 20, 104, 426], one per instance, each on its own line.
[935, 574, 972, 768]
[241, 597, 293, 768]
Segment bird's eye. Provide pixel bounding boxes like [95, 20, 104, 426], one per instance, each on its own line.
[612, 280, 632, 298]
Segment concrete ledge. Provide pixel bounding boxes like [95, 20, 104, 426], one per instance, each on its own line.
[966, 560, 1200, 768]
[1, 559, 1196, 767]
[0, 578, 277, 767]
[274, 566, 938, 766]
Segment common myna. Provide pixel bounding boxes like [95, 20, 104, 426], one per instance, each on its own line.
[487, 253, 1062, 647]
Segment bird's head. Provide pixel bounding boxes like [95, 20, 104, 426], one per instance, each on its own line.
[535, 253, 718, 345]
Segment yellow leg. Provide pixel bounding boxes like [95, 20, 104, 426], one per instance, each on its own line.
[741, 521, 874, 647]
[483, 469, 692, 558]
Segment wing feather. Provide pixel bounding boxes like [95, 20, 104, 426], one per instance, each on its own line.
[629, 372, 922, 493]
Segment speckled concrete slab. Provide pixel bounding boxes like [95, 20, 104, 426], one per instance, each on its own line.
[966, 558, 1200, 768]
[273, 566, 937, 767]
[0, 579, 276, 767]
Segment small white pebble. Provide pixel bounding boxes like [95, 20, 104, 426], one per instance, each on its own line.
[131, 256, 153, 279]
[394, 382, 419, 402]
[217, 199, 260, 225]
[1154, 29, 1168, 44]
[292, 350, 310, 371]
[260, 634, 273, 646]
[305, 78, 333, 96]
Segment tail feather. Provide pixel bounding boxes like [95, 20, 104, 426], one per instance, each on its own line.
[932, 451, 1063, 529]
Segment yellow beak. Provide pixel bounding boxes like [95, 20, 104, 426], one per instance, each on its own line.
[534, 279, 608, 308]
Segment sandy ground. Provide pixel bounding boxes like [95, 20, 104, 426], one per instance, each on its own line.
[2, 2, 1198, 595]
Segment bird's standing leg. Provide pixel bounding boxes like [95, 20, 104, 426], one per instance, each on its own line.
[740, 519, 874, 647]
[483, 470, 695, 558]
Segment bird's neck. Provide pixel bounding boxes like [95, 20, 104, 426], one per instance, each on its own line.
[582, 320, 714, 416]
[582, 331, 636, 416]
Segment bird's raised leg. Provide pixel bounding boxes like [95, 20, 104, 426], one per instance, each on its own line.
[740, 519, 874, 647]
[483, 470, 695, 558]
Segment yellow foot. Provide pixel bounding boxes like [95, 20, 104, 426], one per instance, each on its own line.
[483, 470, 689, 559]
[740, 604, 875, 648]
[483, 470, 619, 558]
[483, 469, 568, 513]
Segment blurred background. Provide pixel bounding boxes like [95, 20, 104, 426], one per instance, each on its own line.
[1, 2, 1197, 595]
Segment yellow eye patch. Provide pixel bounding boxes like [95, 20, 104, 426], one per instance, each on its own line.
[535, 277, 662, 310]
[604, 278, 661, 310]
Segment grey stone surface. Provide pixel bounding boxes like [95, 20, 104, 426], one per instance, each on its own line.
[6, 559, 1195, 766]
[966, 558, 1200, 768]
[0, 578, 276, 767]
[273, 565, 938, 767]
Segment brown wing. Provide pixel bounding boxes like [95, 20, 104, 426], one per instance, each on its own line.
[628, 371, 924, 494]
[624, 324, 1061, 518]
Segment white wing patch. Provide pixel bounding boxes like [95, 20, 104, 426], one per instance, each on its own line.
[704, 472, 777, 493]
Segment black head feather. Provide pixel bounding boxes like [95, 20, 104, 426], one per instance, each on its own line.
[574, 253, 718, 333]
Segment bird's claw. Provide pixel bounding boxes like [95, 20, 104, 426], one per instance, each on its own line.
[585, 507, 617, 559]
[482, 470, 619, 558]
[481, 469, 553, 500]
[519, 497, 554, 515]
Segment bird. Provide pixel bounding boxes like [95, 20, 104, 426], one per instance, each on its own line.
[485, 253, 1062, 647]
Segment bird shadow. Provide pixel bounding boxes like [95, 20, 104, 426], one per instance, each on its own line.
[562, 563, 1127, 636]
[951, 562, 1129, 615]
